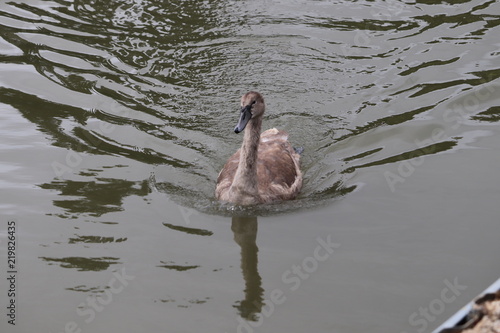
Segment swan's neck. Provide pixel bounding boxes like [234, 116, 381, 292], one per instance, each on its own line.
[231, 117, 262, 201]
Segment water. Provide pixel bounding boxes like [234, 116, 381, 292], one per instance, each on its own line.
[0, 0, 499, 332]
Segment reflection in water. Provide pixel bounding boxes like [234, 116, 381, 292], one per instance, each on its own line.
[162, 222, 213, 236]
[66, 285, 109, 293]
[39, 177, 150, 218]
[157, 261, 199, 272]
[343, 140, 458, 174]
[39, 256, 121, 271]
[68, 236, 127, 244]
[231, 216, 264, 321]
[471, 106, 500, 123]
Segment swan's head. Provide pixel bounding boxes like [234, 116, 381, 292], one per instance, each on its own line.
[234, 91, 265, 133]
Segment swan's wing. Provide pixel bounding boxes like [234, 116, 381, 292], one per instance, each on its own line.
[260, 128, 289, 143]
[257, 130, 302, 201]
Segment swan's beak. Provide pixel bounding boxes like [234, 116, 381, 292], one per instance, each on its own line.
[234, 104, 252, 133]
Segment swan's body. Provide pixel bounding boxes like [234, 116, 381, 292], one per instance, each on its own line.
[215, 92, 302, 205]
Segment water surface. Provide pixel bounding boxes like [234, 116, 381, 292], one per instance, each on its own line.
[0, 1, 499, 332]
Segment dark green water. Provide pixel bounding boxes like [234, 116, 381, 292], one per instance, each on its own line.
[0, 1, 499, 332]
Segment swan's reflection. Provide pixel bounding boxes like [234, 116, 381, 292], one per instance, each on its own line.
[231, 216, 264, 321]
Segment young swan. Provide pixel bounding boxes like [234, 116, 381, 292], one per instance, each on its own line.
[215, 91, 302, 205]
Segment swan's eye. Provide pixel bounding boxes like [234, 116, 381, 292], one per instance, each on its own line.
[251, 100, 256, 106]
